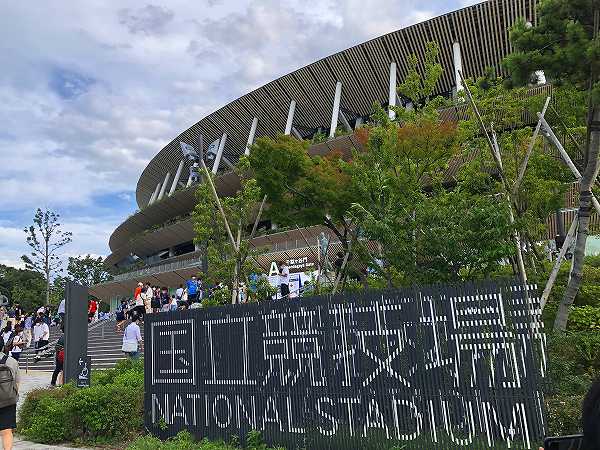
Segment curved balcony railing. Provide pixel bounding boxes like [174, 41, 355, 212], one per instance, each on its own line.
[112, 255, 203, 283]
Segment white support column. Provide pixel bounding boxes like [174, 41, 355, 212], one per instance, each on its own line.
[157, 172, 170, 201]
[354, 117, 363, 129]
[388, 62, 397, 119]
[284, 100, 296, 135]
[169, 159, 185, 196]
[338, 111, 352, 132]
[245, 117, 258, 156]
[149, 182, 161, 205]
[453, 41, 464, 95]
[212, 133, 227, 174]
[329, 81, 342, 139]
[291, 127, 303, 140]
[186, 173, 193, 188]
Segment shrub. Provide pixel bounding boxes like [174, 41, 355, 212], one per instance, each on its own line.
[544, 331, 600, 436]
[546, 394, 585, 436]
[18, 388, 73, 443]
[18, 358, 145, 444]
[568, 305, 600, 331]
[126, 430, 285, 450]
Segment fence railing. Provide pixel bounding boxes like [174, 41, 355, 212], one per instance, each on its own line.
[113, 257, 202, 282]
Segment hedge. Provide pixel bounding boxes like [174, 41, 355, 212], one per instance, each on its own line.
[127, 430, 285, 450]
[543, 331, 600, 436]
[18, 358, 144, 444]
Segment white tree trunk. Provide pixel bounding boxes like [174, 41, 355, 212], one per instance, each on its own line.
[554, 107, 600, 331]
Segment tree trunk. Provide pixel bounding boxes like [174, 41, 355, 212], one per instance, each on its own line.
[554, 107, 600, 331]
[45, 238, 50, 306]
[45, 273, 50, 306]
[231, 259, 239, 305]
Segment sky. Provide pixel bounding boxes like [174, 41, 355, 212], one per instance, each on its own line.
[0, 0, 477, 269]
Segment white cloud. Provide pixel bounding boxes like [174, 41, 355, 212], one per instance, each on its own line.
[0, 0, 468, 267]
[0, 217, 120, 269]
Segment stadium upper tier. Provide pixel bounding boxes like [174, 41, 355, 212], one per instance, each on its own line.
[134, 0, 537, 208]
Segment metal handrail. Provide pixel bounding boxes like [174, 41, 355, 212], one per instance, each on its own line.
[113, 258, 202, 282]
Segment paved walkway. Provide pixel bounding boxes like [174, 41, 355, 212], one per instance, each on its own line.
[13, 371, 94, 450]
[13, 437, 92, 449]
[17, 370, 52, 409]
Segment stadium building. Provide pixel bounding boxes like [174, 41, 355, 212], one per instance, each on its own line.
[91, 0, 551, 305]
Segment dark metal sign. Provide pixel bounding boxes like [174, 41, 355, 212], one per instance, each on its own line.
[64, 281, 89, 385]
[144, 279, 547, 449]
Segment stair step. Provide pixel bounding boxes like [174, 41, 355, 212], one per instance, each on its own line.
[22, 320, 147, 370]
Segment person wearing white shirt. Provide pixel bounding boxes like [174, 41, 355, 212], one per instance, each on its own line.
[175, 285, 184, 302]
[142, 284, 153, 314]
[33, 319, 50, 355]
[1, 325, 12, 350]
[58, 298, 66, 324]
[278, 261, 290, 300]
[122, 316, 143, 358]
[8, 326, 24, 362]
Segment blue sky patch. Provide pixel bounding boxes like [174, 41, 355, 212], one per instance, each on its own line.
[49, 68, 96, 99]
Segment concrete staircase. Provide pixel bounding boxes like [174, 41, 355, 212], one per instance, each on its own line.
[21, 319, 144, 372]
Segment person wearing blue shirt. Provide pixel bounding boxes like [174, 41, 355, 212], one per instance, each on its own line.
[186, 276, 198, 304]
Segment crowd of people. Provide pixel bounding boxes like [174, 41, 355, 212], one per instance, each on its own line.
[0, 303, 65, 362]
[0, 301, 68, 449]
[117, 266, 294, 359]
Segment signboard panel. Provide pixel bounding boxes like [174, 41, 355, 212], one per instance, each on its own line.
[76, 356, 91, 388]
[144, 279, 547, 449]
[64, 281, 89, 385]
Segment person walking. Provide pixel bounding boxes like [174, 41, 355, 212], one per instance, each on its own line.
[142, 283, 153, 314]
[0, 348, 19, 450]
[50, 328, 65, 387]
[33, 318, 50, 357]
[57, 298, 66, 325]
[168, 295, 179, 311]
[186, 276, 198, 304]
[175, 284, 184, 303]
[6, 326, 23, 363]
[12, 305, 22, 327]
[278, 261, 290, 300]
[22, 314, 32, 349]
[115, 299, 128, 332]
[0, 326, 11, 353]
[122, 317, 143, 358]
[87, 299, 97, 323]
[133, 282, 145, 320]
[160, 287, 170, 310]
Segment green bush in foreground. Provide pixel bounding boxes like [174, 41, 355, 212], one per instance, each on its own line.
[18, 358, 144, 444]
[543, 331, 600, 436]
[127, 431, 285, 450]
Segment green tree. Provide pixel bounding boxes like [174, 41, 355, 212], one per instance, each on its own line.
[249, 134, 357, 264]
[503, 0, 600, 330]
[193, 157, 265, 304]
[397, 41, 444, 109]
[0, 264, 46, 312]
[66, 255, 112, 287]
[347, 110, 462, 286]
[21, 209, 72, 306]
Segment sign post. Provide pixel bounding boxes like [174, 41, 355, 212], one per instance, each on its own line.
[64, 281, 89, 385]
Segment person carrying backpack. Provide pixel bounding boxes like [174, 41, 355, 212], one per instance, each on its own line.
[0, 348, 19, 450]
